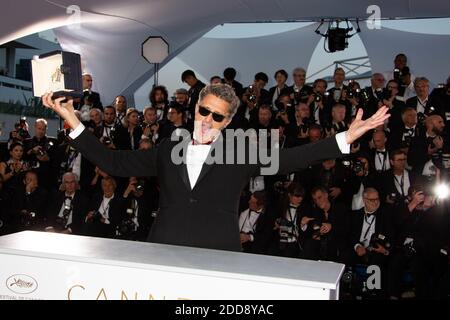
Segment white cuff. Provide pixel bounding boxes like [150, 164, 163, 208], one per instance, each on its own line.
[335, 131, 350, 154]
[68, 123, 86, 139]
[354, 243, 363, 252]
[301, 224, 307, 232]
[249, 234, 254, 242]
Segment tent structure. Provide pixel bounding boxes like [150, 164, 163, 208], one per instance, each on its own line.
[2, 0, 450, 105]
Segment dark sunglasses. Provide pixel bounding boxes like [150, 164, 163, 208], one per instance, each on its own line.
[198, 105, 227, 122]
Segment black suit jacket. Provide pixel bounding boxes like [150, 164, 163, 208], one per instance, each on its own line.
[69, 128, 345, 251]
[46, 190, 89, 235]
[349, 207, 395, 250]
[85, 193, 125, 238]
[406, 95, 444, 118]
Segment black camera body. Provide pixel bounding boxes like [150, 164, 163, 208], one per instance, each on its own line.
[117, 218, 137, 236]
[20, 210, 36, 227]
[276, 217, 299, 242]
[368, 233, 390, 252]
[309, 220, 322, 238]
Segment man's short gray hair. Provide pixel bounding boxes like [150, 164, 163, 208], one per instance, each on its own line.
[198, 84, 240, 118]
[414, 77, 429, 86]
[35, 118, 48, 127]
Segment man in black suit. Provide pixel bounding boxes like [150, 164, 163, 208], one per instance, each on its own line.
[301, 186, 350, 262]
[408, 115, 446, 175]
[42, 84, 389, 252]
[45, 172, 89, 235]
[9, 171, 48, 233]
[347, 188, 394, 295]
[281, 67, 313, 105]
[238, 191, 275, 254]
[406, 77, 444, 119]
[85, 176, 125, 238]
[222, 67, 244, 98]
[93, 106, 131, 150]
[182, 70, 206, 119]
[74, 74, 103, 111]
[389, 107, 421, 151]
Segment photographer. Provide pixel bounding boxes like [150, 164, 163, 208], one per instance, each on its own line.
[181, 71, 206, 119]
[325, 104, 349, 137]
[141, 106, 161, 145]
[8, 118, 30, 144]
[45, 172, 89, 235]
[242, 72, 270, 111]
[117, 177, 154, 241]
[113, 95, 129, 126]
[408, 115, 447, 175]
[124, 108, 143, 150]
[270, 183, 309, 258]
[87, 108, 103, 132]
[369, 130, 391, 173]
[389, 107, 421, 151]
[406, 77, 444, 119]
[93, 105, 131, 150]
[301, 186, 349, 262]
[307, 79, 328, 126]
[383, 80, 406, 132]
[268, 69, 288, 108]
[388, 183, 447, 299]
[285, 103, 313, 145]
[380, 150, 417, 206]
[347, 188, 394, 296]
[23, 119, 56, 189]
[280, 68, 313, 105]
[84, 176, 125, 238]
[222, 67, 244, 98]
[239, 191, 275, 254]
[361, 73, 386, 119]
[9, 171, 48, 233]
[346, 155, 378, 211]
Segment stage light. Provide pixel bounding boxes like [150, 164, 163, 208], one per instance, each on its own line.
[315, 19, 361, 53]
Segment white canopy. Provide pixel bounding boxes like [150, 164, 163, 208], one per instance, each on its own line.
[2, 0, 450, 104]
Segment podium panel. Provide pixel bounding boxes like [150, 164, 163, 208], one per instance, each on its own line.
[0, 231, 344, 300]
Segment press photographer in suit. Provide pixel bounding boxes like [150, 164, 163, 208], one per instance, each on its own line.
[42, 84, 389, 251]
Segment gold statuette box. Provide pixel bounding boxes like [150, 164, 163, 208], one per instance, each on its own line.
[32, 50, 83, 99]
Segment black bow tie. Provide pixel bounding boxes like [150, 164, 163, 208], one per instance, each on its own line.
[404, 128, 414, 133]
[289, 205, 298, 210]
[65, 196, 73, 201]
[376, 150, 386, 155]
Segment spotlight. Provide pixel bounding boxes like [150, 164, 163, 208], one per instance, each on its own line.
[315, 18, 361, 53]
[434, 183, 450, 200]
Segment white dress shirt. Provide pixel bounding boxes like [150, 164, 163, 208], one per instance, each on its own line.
[374, 149, 391, 171]
[70, 124, 351, 189]
[238, 208, 262, 238]
[356, 213, 376, 249]
[97, 194, 114, 224]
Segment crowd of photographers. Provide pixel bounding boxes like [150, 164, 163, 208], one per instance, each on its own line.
[0, 53, 449, 299]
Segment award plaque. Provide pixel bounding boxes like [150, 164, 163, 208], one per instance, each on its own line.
[31, 50, 83, 99]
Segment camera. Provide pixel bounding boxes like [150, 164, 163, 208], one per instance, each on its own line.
[403, 239, 417, 259]
[276, 217, 299, 243]
[309, 220, 322, 238]
[20, 210, 36, 227]
[103, 137, 112, 145]
[92, 210, 104, 223]
[314, 93, 322, 102]
[248, 85, 257, 103]
[37, 141, 54, 157]
[352, 159, 364, 174]
[116, 218, 137, 237]
[368, 233, 391, 252]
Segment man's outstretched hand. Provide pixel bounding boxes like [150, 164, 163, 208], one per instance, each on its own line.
[345, 106, 390, 144]
[42, 92, 81, 130]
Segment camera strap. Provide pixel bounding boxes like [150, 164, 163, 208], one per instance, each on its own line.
[362, 213, 376, 242]
[394, 173, 405, 197]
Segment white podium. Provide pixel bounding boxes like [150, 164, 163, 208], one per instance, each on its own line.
[0, 231, 344, 300]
